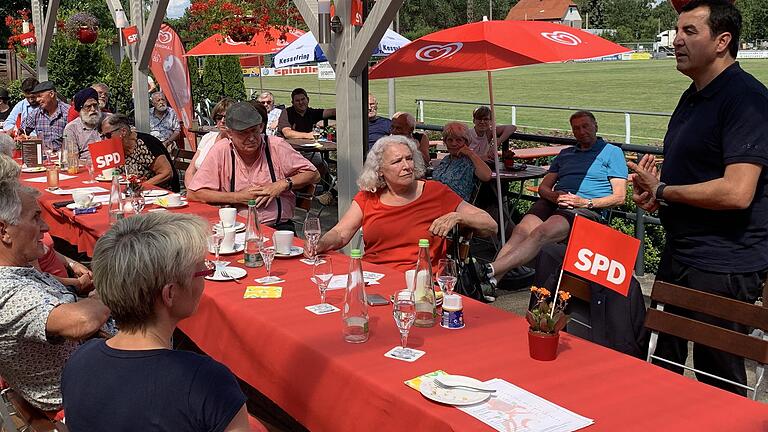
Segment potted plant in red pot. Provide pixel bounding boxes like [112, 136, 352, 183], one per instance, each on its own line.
[526, 286, 570, 361]
[65, 12, 99, 44]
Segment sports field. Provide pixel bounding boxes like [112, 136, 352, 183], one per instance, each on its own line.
[246, 59, 768, 145]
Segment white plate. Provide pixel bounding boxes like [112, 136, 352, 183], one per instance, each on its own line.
[275, 245, 304, 258]
[210, 243, 245, 255]
[22, 166, 46, 173]
[142, 189, 168, 197]
[419, 377, 491, 406]
[205, 266, 247, 281]
[66, 202, 102, 210]
[156, 199, 188, 209]
[214, 221, 246, 231]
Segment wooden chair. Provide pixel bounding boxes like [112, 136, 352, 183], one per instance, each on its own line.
[294, 183, 316, 214]
[172, 148, 196, 173]
[0, 388, 67, 432]
[644, 281, 768, 399]
[560, 273, 592, 330]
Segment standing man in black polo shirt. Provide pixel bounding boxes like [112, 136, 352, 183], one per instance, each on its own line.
[629, 0, 768, 396]
[277, 88, 336, 139]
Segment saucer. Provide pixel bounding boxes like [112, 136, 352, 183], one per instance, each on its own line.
[155, 198, 188, 208]
[211, 243, 245, 255]
[142, 189, 168, 197]
[21, 166, 46, 173]
[214, 221, 246, 232]
[274, 245, 304, 258]
[205, 266, 247, 281]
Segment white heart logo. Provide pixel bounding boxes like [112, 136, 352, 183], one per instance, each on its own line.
[157, 29, 173, 45]
[540, 31, 582, 46]
[415, 43, 463, 62]
[224, 37, 247, 46]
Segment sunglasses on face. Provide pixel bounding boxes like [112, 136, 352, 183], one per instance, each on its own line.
[193, 260, 216, 278]
[100, 128, 121, 139]
[214, 115, 225, 122]
[259, 100, 273, 105]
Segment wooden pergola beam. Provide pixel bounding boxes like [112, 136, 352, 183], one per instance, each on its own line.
[348, 0, 404, 76]
[37, 0, 60, 67]
[138, 0, 170, 71]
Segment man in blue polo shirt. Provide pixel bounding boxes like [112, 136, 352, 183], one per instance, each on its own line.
[482, 110, 627, 281]
[629, 0, 768, 396]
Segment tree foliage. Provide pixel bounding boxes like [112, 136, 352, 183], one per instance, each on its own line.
[191, 56, 246, 106]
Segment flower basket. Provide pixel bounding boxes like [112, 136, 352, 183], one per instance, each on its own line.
[528, 330, 560, 361]
[65, 12, 99, 44]
[76, 26, 98, 44]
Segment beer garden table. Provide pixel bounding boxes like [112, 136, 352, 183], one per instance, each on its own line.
[19, 168, 768, 432]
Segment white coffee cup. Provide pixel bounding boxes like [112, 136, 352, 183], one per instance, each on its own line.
[218, 227, 237, 252]
[405, 269, 416, 291]
[166, 194, 182, 206]
[102, 167, 115, 178]
[72, 190, 94, 208]
[273, 230, 294, 255]
[219, 208, 237, 228]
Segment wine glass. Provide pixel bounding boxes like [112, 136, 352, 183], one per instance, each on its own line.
[393, 289, 416, 352]
[313, 254, 333, 304]
[312, 126, 322, 143]
[80, 158, 96, 184]
[304, 216, 321, 262]
[259, 241, 277, 282]
[436, 258, 458, 296]
[208, 229, 224, 268]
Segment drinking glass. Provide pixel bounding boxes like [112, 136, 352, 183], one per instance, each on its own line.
[80, 158, 96, 184]
[436, 258, 458, 296]
[313, 254, 333, 304]
[312, 126, 322, 143]
[304, 216, 321, 262]
[393, 289, 416, 350]
[208, 230, 224, 268]
[259, 242, 276, 280]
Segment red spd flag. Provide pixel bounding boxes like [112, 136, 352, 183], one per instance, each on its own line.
[19, 31, 36, 46]
[350, 0, 363, 26]
[562, 216, 640, 296]
[89, 137, 125, 173]
[122, 26, 139, 45]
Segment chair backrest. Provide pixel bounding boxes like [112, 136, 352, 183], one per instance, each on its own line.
[172, 148, 196, 173]
[645, 281, 768, 364]
[561, 273, 591, 302]
[294, 182, 316, 213]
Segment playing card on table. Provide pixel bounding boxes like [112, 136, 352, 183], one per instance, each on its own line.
[254, 276, 284, 284]
[384, 346, 426, 362]
[305, 303, 340, 315]
[243, 286, 282, 298]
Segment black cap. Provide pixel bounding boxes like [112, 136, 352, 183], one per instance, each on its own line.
[31, 81, 56, 93]
[225, 102, 263, 132]
[0, 89, 8, 100]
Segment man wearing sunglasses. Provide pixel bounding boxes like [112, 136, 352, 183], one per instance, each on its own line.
[256, 91, 282, 136]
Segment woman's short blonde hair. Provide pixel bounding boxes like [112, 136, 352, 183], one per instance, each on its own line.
[442, 122, 471, 144]
[91, 212, 208, 332]
[358, 135, 425, 192]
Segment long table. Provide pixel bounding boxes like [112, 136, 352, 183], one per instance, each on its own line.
[22, 169, 768, 431]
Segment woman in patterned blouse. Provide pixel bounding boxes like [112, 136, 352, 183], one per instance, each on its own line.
[432, 122, 492, 202]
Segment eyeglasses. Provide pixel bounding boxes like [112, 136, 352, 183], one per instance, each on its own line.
[100, 128, 120, 139]
[258, 100, 273, 105]
[214, 115, 225, 122]
[82, 102, 99, 111]
[193, 260, 216, 278]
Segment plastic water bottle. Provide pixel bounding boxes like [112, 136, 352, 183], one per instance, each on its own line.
[243, 199, 263, 268]
[108, 171, 124, 225]
[413, 239, 437, 328]
[342, 249, 369, 343]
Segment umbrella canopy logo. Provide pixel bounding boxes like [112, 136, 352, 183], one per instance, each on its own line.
[540, 31, 582, 46]
[224, 37, 247, 46]
[157, 29, 173, 45]
[415, 43, 463, 62]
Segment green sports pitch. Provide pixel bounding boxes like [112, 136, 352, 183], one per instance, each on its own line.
[246, 59, 768, 146]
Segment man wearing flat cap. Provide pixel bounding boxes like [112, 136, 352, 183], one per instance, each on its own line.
[21, 81, 69, 151]
[63, 88, 105, 159]
[188, 102, 319, 230]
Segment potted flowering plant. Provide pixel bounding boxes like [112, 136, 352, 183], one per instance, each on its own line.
[526, 286, 570, 361]
[188, 0, 301, 44]
[65, 12, 100, 44]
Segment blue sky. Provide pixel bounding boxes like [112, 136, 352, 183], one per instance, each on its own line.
[167, 0, 190, 18]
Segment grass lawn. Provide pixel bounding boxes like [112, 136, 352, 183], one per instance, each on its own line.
[246, 59, 768, 145]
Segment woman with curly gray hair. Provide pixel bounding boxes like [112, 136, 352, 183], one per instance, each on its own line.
[316, 135, 496, 273]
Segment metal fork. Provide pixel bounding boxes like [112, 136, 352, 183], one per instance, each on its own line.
[433, 378, 496, 393]
[219, 267, 241, 284]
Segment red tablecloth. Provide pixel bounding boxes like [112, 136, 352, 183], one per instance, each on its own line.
[20, 169, 218, 256]
[178, 249, 768, 432]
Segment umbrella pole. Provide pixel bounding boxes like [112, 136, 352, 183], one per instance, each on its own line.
[487, 71, 505, 247]
[258, 56, 265, 93]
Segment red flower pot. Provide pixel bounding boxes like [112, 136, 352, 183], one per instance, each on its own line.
[528, 330, 559, 361]
[76, 27, 98, 44]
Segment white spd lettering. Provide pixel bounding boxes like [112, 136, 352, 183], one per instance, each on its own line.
[95, 152, 121, 168]
[573, 248, 626, 285]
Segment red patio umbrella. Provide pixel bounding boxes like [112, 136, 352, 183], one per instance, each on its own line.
[185, 27, 305, 91]
[369, 20, 630, 245]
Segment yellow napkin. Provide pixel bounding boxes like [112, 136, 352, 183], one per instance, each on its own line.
[404, 370, 447, 391]
[243, 285, 283, 299]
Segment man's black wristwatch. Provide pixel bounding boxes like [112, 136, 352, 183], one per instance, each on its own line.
[285, 177, 293, 191]
[655, 182, 668, 206]
[587, 199, 594, 209]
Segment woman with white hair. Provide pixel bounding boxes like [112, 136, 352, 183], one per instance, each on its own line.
[62, 212, 254, 431]
[433, 122, 492, 201]
[316, 135, 496, 273]
[0, 132, 14, 157]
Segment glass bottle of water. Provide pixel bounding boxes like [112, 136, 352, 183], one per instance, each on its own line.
[413, 238, 437, 327]
[342, 249, 369, 343]
[108, 171, 124, 225]
[243, 199, 263, 268]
